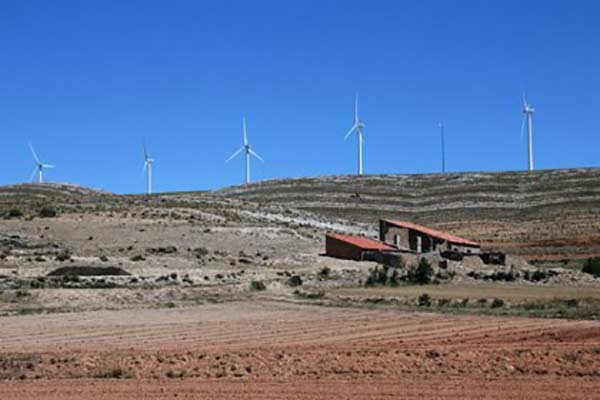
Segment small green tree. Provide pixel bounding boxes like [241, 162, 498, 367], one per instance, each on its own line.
[413, 258, 434, 284]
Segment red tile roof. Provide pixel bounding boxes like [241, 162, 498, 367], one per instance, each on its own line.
[327, 233, 397, 251]
[382, 220, 480, 247]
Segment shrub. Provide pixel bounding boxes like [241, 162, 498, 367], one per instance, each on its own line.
[389, 269, 400, 287]
[293, 289, 325, 300]
[39, 206, 57, 218]
[287, 275, 303, 287]
[365, 266, 389, 286]
[491, 298, 505, 309]
[418, 293, 432, 307]
[319, 266, 331, 278]
[250, 280, 267, 291]
[5, 209, 23, 219]
[55, 250, 71, 262]
[582, 257, 600, 277]
[412, 258, 434, 285]
[97, 368, 134, 379]
[564, 298, 579, 307]
[437, 298, 451, 307]
[524, 269, 550, 282]
[485, 270, 517, 282]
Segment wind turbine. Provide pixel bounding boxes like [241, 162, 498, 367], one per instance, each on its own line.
[226, 116, 263, 184]
[143, 142, 154, 194]
[344, 94, 365, 175]
[521, 93, 535, 171]
[29, 143, 54, 183]
[438, 122, 446, 173]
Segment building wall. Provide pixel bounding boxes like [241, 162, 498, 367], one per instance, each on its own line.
[380, 220, 479, 254]
[381, 224, 411, 250]
[325, 235, 363, 261]
[449, 243, 481, 254]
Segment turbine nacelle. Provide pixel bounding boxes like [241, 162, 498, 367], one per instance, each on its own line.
[226, 116, 264, 184]
[142, 142, 154, 194]
[520, 93, 535, 172]
[29, 143, 54, 183]
[522, 94, 535, 114]
[343, 93, 365, 175]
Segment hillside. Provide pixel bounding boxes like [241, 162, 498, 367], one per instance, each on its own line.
[2, 169, 599, 262]
[218, 168, 600, 261]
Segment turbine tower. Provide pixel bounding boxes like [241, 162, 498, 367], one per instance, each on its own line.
[29, 143, 54, 183]
[226, 116, 263, 184]
[143, 142, 154, 194]
[521, 94, 535, 171]
[438, 122, 446, 173]
[344, 94, 365, 175]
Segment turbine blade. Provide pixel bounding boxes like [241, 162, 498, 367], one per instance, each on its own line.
[143, 141, 148, 160]
[29, 167, 37, 182]
[520, 115, 526, 141]
[249, 148, 264, 162]
[522, 93, 527, 110]
[243, 116, 248, 146]
[43, 164, 55, 168]
[355, 93, 359, 123]
[29, 143, 40, 164]
[344, 124, 357, 140]
[226, 147, 244, 163]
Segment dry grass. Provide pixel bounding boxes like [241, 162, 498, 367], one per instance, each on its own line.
[331, 283, 600, 303]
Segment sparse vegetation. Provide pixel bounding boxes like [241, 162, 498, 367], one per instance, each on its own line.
[250, 280, 267, 291]
[411, 258, 434, 285]
[294, 289, 326, 300]
[5, 208, 23, 219]
[319, 266, 331, 278]
[38, 206, 57, 218]
[491, 298, 505, 308]
[287, 275, 303, 287]
[582, 257, 600, 277]
[418, 293, 432, 307]
[94, 367, 134, 379]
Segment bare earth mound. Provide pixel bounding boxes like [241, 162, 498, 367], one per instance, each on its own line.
[47, 266, 130, 277]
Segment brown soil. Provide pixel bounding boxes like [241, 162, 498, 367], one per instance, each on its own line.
[2, 377, 599, 400]
[1, 301, 599, 399]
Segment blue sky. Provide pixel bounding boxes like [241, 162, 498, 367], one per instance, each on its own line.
[1, 1, 599, 193]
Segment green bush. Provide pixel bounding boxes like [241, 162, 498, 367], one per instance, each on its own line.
[5, 209, 23, 219]
[582, 257, 600, 277]
[437, 298, 451, 307]
[250, 280, 267, 291]
[491, 298, 505, 309]
[319, 266, 331, 278]
[411, 258, 433, 285]
[39, 206, 57, 218]
[287, 275, 303, 287]
[418, 293, 432, 307]
[365, 266, 389, 286]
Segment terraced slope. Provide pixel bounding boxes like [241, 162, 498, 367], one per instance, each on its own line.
[218, 168, 600, 260]
[0, 183, 114, 216]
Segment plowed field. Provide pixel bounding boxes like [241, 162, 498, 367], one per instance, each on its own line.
[1, 301, 599, 399]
